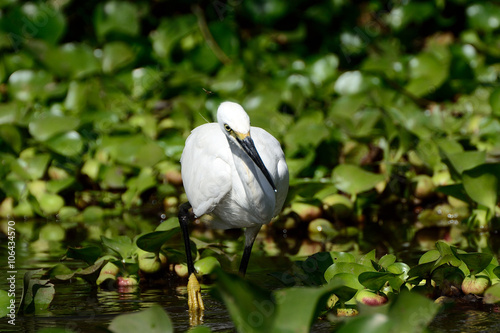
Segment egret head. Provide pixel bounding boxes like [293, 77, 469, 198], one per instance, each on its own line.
[217, 102, 277, 192]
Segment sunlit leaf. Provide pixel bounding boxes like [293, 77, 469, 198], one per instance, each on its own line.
[332, 165, 385, 195]
[29, 115, 80, 142]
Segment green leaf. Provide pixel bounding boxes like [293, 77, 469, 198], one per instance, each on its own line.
[45, 131, 83, 156]
[337, 314, 392, 333]
[406, 52, 449, 97]
[100, 135, 164, 168]
[0, 124, 22, 153]
[378, 254, 396, 268]
[387, 290, 440, 333]
[332, 165, 385, 195]
[29, 115, 80, 141]
[213, 268, 274, 332]
[451, 248, 493, 275]
[467, 3, 500, 33]
[150, 15, 197, 61]
[484, 283, 500, 304]
[8, 70, 56, 102]
[65, 246, 102, 265]
[19, 269, 55, 315]
[1, 3, 66, 45]
[358, 271, 400, 291]
[0, 289, 14, 318]
[41, 43, 100, 78]
[136, 229, 180, 253]
[94, 1, 140, 40]
[102, 42, 136, 74]
[446, 151, 486, 175]
[272, 279, 356, 332]
[101, 236, 135, 260]
[325, 262, 374, 283]
[108, 305, 173, 333]
[462, 164, 500, 211]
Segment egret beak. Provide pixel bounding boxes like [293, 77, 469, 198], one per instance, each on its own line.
[236, 134, 277, 192]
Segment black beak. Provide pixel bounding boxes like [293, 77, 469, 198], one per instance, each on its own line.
[237, 136, 277, 192]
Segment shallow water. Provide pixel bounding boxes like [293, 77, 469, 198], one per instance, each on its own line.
[0, 217, 498, 332]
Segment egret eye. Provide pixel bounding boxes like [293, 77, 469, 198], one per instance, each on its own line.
[224, 124, 232, 132]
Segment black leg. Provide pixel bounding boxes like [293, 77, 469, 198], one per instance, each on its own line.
[238, 242, 254, 275]
[238, 226, 261, 276]
[178, 202, 195, 275]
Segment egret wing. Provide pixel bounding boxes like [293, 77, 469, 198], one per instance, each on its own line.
[181, 123, 232, 217]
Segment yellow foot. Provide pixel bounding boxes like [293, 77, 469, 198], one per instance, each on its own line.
[187, 273, 204, 326]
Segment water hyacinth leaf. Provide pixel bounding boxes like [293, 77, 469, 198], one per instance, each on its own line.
[445, 151, 486, 176]
[358, 271, 399, 291]
[407, 261, 436, 284]
[406, 52, 448, 97]
[65, 246, 102, 265]
[436, 184, 470, 203]
[387, 262, 410, 281]
[466, 3, 500, 33]
[156, 217, 180, 231]
[136, 229, 180, 253]
[108, 305, 173, 333]
[16, 153, 51, 180]
[102, 42, 136, 73]
[462, 164, 500, 211]
[100, 135, 164, 168]
[336, 313, 392, 333]
[101, 236, 135, 259]
[272, 279, 356, 332]
[213, 268, 274, 332]
[419, 249, 440, 264]
[41, 43, 100, 78]
[150, 15, 197, 61]
[45, 131, 83, 156]
[8, 70, 55, 102]
[332, 165, 384, 195]
[358, 250, 377, 267]
[0, 125, 22, 152]
[334, 71, 370, 95]
[94, 1, 140, 40]
[1, 3, 66, 45]
[0, 289, 13, 318]
[324, 262, 374, 283]
[309, 54, 339, 86]
[451, 248, 493, 275]
[38, 193, 65, 215]
[388, 290, 440, 333]
[435, 241, 462, 267]
[29, 115, 80, 142]
[19, 269, 55, 314]
[484, 283, 500, 304]
[378, 254, 397, 268]
[122, 168, 157, 208]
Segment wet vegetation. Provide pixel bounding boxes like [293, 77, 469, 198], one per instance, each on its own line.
[1, 0, 500, 332]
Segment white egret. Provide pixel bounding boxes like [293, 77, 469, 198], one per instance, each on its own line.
[178, 101, 289, 312]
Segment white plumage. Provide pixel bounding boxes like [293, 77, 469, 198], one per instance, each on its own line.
[181, 102, 289, 232]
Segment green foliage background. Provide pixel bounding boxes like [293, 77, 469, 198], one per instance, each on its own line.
[0, 0, 500, 226]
